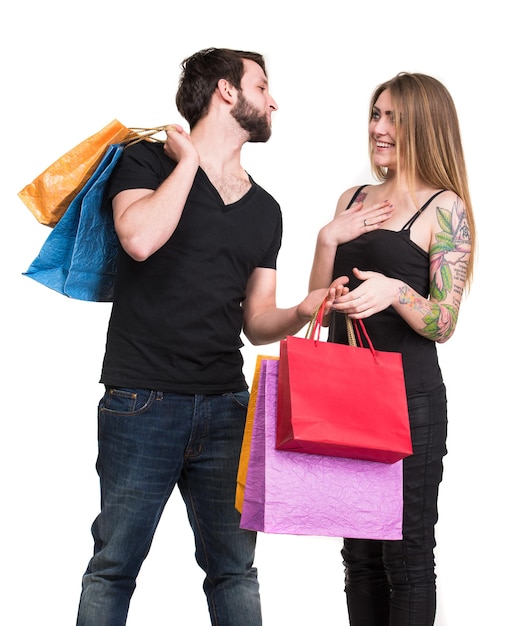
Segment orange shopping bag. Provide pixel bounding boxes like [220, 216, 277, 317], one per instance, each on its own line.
[18, 120, 168, 227]
[235, 355, 278, 513]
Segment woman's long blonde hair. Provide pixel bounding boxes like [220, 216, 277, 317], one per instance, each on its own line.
[369, 73, 476, 289]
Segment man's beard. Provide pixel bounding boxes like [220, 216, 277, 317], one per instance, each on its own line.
[231, 93, 271, 143]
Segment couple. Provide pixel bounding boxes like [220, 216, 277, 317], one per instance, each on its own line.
[75, 47, 475, 626]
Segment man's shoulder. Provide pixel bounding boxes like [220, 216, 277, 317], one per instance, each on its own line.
[123, 138, 168, 161]
[117, 139, 176, 179]
[247, 175, 280, 210]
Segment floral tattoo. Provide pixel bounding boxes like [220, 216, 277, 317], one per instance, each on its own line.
[399, 197, 471, 341]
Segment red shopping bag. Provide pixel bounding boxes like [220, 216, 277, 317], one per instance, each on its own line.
[240, 358, 403, 538]
[276, 302, 412, 463]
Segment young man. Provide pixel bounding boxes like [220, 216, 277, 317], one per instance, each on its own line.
[76, 48, 344, 626]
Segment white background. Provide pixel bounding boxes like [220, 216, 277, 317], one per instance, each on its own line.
[3, 1, 529, 624]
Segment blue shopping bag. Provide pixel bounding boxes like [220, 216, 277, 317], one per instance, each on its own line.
[23, 143, 123, 302]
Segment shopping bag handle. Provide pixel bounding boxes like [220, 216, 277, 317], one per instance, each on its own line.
[306, 298, 376, 356]
[123, 125, 176, 148]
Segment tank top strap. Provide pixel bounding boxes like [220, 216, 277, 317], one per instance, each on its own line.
[401, 189, 446, 230]
[346, 184, 370, 210]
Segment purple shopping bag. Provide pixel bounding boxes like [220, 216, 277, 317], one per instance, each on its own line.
[240, 359, 404, 539]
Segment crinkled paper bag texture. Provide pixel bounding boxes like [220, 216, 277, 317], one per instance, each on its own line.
[276, 333, 412, 463]
[18, 119, 132, 227]
[240, 359, 403, 539]
[23, 143, 122, 302]
[235, 354, 278, 513]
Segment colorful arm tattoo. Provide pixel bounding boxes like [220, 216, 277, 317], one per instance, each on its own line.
[399, 197, 471, 341]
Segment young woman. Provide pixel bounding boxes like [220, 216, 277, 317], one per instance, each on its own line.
[309, 72, 475, 626]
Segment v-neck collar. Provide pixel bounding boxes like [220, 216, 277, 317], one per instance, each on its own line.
[197, 166, 255, 209]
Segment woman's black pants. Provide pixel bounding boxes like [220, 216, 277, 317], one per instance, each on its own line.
[342, 384, 448, 626]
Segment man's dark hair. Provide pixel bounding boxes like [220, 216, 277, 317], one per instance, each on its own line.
[176, 48, 267, 129]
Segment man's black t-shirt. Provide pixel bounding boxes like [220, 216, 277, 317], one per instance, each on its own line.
[100, 140, 282, 393]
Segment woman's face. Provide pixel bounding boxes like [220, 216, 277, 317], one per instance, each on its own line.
[369, 89, 398, 171]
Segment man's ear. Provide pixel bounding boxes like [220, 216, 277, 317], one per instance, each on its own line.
[217, 78, 236, 103]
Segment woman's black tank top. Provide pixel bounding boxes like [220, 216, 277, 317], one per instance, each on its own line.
[329, 185, 446, 394]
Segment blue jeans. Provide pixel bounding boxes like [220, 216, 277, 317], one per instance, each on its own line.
[342, 384, 448, 626]
[76, 388, 261, 626]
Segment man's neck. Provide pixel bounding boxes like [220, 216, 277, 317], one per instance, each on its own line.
[191, 117, 246, 177]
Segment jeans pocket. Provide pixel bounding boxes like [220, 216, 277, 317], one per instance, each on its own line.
[100, 388, 156, 415]
[224, 390, 250, 410]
